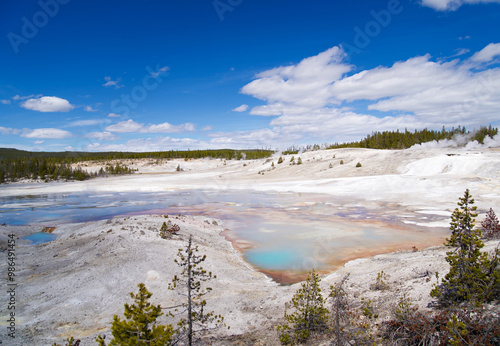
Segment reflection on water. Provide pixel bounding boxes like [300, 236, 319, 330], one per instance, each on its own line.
[0, 189, 449, 283]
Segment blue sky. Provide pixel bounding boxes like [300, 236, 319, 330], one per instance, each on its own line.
[1, 0, 499, 152]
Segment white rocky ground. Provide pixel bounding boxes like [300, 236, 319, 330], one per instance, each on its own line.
[1, 147, 500, 345]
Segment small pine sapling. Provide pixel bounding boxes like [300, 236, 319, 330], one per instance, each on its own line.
[481, 208, 500, 239]
[370, 271, 390, 291]
[168, 235, 227, 345]
[277, 270, 329, 344]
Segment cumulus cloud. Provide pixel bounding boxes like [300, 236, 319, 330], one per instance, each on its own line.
[470, 43, 500, 63]
[20, 96, 74, 112]
[22, 128, 72, 139]
[420, 0, 500, 11]
[241, 46, 351, 110]
[105, 119, 144, 133]
[201, 125, 213, 131]
[107, 112, 121, 118]
[146, 122, 195, 133]
[105, 119, 196, 133]
[1, 100, 11, 105]
[232, 104, 249, 112]
[227, 43, 500, 148]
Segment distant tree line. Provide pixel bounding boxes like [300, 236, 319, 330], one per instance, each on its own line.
[0, 149, 274, 184]
[0, 148, 274, 162]
[0, 157, 91, 183]
[327, 125, 498, 150]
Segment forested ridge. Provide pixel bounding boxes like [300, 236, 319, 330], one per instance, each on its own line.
[0, 149, 273, 183]
[327, 125, 498, 150]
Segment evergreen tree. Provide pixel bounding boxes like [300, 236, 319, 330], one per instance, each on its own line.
[277, 270, 329, 344]
[168, 235, 226, 345]
[96, 283, 174, 346]
[431, 190, 500, 305]
[297, 157, 302, 165]
[481, 208, 500, 239]
[278, 157, 283, 164]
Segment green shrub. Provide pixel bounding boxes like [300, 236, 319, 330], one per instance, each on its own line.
[277, 270, 329, 344]
[96, 283, 174, 345]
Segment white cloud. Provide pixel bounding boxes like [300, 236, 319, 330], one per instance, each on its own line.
[20, 96, 74, 112]
[470, 43, 500, 63]
[85, 131, 120, 141]
[68, 119, 105, 127]
[232, 104, 249, 112]
[105, 119, 144, 133]
[84, 105, 97, 112]
[225, 43, 500, 148]
[453, 48, 470, 57]
[201, 125, 213, 131]
[105, 119, 195, 133]
[149, 66, 170, 78]
[241, 46, 351, 110]
[107, 112, 121, 118]
[13, 94, 42, 101]
[0, 127, 19, 135]
[420, 0, 500, 11]
[34, 140, 44, 144]
[102, 76, 123, 88]
[146, 122, 195, 133]
[1, 100, 11, 105]
[22, 128, 73, 139]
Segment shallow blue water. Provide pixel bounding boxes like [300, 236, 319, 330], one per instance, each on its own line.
[22, 232, 57, 245]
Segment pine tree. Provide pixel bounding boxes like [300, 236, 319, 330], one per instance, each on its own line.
[297, 157, 302, 165]
[431, 189, 500, 305]
[168, 235, 226, 345]
[96, 283, 174, 346]
[277, 270, 329, 344]
[481, 208, 500, 239]
[278, 156, 283, 164]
